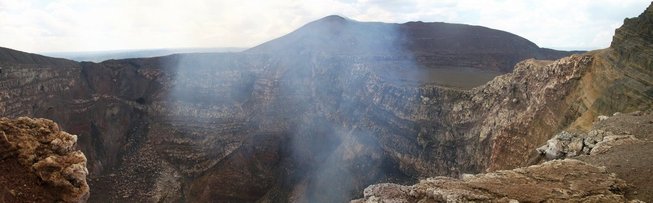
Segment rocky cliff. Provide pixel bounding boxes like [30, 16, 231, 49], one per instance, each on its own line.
[354, 3, 653, 202]
[0, 3, 651, 203]
[0, 117, 89, 202]
[356, 109, 653, 202]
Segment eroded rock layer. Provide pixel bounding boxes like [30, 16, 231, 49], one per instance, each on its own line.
[0, 3, 651, 202]
[356, 107, 653, 203]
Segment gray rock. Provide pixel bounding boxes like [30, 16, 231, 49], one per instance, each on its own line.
[537, 131, 586, 159]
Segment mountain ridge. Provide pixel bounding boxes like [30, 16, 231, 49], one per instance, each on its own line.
[0, 47, 77, 67]
[0, 6, 650, 202]
[247, 15, 580, 73]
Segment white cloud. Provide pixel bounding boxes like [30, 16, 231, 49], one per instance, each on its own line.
[0, 0, 649, 52]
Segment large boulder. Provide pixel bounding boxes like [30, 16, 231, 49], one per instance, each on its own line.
[0, 117, 89, 202]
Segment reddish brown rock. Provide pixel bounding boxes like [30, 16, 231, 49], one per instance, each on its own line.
[0, 117, 89, 202]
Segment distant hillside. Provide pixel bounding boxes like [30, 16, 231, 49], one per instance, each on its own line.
[0, 47, 77, 66]
[40, 47, 245, 62]
[247, 15, 582, 72]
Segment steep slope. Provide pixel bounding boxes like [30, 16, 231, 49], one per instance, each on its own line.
[356, 2, 653, 202]
[0, 5, 650, 203]
[450, 2, 653, 171]
[357, 110, 653, 202]
[247, 15, 577, 72]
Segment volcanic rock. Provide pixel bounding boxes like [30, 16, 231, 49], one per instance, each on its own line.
[247, 15, 577, 73]
[574, 111, 653, 201]
[353, 159, 639, 203]
[0, 2, 651, 202]
[0, 117, 89, 202]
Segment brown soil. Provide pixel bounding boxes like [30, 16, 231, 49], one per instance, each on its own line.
[576, 142, 653, 202]
[575, 112, 653, 202]
[0, 157, 57, 203]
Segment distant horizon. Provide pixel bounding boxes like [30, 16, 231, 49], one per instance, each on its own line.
[38, 46, 248, 62]
[38, 46, 248, 55]
[1, 0, 649, 53]
[35, 44, 591, 56]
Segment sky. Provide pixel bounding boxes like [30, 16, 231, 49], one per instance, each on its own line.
[0, 0, 650, 53]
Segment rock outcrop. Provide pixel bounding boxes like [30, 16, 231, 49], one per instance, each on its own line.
[536, 126, 643, 160]
[0, 117, 89, 202]
[352, 3, 653, 202]
[573, 111, 653, 201]
[465, 2, 653, 171]
[354, 159, 637, 203]
[535, 111, 650, 161]
[355, 108, 653, 203]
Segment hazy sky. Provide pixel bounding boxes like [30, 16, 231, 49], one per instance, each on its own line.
[0, 0, 650, 53]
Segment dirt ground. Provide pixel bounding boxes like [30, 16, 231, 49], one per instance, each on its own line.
[577, 142, 653, 201]
[0, 157, 57, 203]
[575, 112, 653, 202]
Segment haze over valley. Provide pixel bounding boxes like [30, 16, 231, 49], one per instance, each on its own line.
[0, 1, 652, 202]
